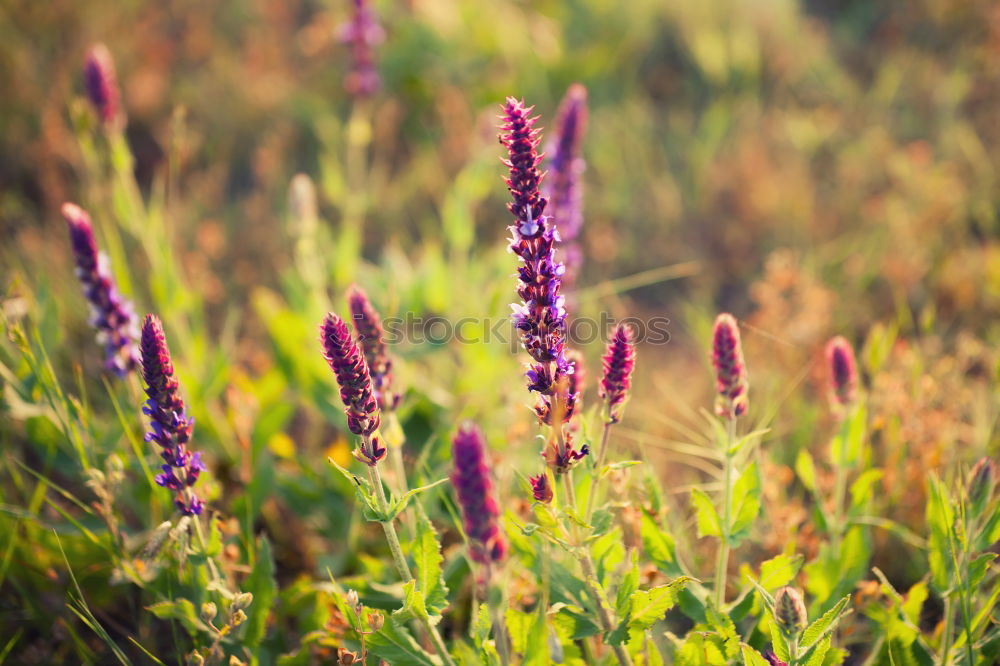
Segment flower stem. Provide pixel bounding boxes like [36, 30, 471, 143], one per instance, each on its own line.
[485, 562, 511, 666]
[714, 418, 735, 609]
[584, 419, 614, 523]
[940, 595, 953, 664]
[366, 462, 457, 666]
[562, 473, 634, 666]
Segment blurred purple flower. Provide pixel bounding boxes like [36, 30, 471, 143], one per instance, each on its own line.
[500, 97, 577, 426]
[599, 324, 635, 423]
[140, 315, 203, 515]
[320, 313, 385, 465]
[711, 313, 748, 419]
[347, 285, 398, 410]
[62, 203, 139, 377]
[451, 423, 506, 563]
[336, 0, 384, 98]
[543, 84, 587, 293]
[84, 43, 122, 128]
[825, 335, 857, 409]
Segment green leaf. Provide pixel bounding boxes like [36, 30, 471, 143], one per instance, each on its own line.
[925, 477, 955, 592]
[616, 552, 640, 618]
[729, 461, 762, 544]
[386, 477, 451, 521]
[146, 599, 205, 635]
[328, 458, 383, 520]
[367, 618, 442, 666]
[411, 514, 449, 618]
[969, 552, 997, 589]
[590, 509, 614, 537]
[393, 579, 430, 623]
[795, 449, 818, 493]
[740, 644, 771, 666]
[640, 513, 681, 576]
[627, 577, 692, 630]
[549, 603, 601, 640]
[675, 632, 728, 665]
[523, 602, 549, 666]
[691, 488, 722, 538]
[830, 404, 866, 467]
[705, 605, 739, 658]
[243, 535, 278, 648]
[727, 428, 769, 457]
[801, 635, 832, 666]
[756, 553, 804, 591]
[769, 621, 790, 661]
[849, 469, 884, 509]
[800, 594, 852, 649]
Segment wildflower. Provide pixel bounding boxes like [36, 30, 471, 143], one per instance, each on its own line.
[63, 203, 139, 377]
[774, 586, 808, 636]
[711, 313, 748, 419]
[501, 97, 575, 425]
[543, 84, 587, 292]
[320, 313, 384, 465]
[140, 315, 204, 515]
[336, 0, 384, 98]
[347, 285, 397, 410]
[451, 423, 506, 563]
[825, 336, 858, 409]
[83, 43, 123, 128]
[599, 324, 636, 423]
[541, 431, 590, 475]
[529, 472, 553, 503]
[763, 652, 787, 666]
[968, 457, 995, 509]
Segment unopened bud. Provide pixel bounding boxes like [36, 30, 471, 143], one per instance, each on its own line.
[231, 609, 248, 627]
[233, 592, 254, 610]
[338, 648, 360, 665]
[200, 602, 217, 623]
[774, 586, 807, 635]
[346, 589, 361, 613]
[968, 458, 995, 510]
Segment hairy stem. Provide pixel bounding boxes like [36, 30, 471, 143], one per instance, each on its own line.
[714, 418, 736, 609]
[584, 419, 614, 523]
[366, 461, 457, 666]
[562, 473, 634, 666]
[940, 595, 953, 665]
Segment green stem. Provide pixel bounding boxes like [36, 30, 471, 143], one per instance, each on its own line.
[187, 499, 223, 587]
[562, 474, 634, 666]
[366, 463, 457, 666]
[584, 419, 614, 523]
[831, 417, 849, 551]
[485, 563, 511, 666]
[940, 595, 953, 665]
[714, 418, 735, 609]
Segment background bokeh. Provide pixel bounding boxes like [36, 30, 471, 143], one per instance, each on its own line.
[1, 0, 999, 662]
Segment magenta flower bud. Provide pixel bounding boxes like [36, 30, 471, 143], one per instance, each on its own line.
[347, 285, 397, 410]
[711, 313, 748, 419]
[825, 336, 858, 409]
[140, 315, 203, 515]
[335, 0, 384, 98]
[63, 203, 139, 377]
[764, 652, 788, 666]
[774, 586, 808, 635]
[320, 313, 384, 465]
[599, 324, 636, 423]
[543, 84, 588, 292]
[529, 472, 553, 503]
[451, 423, 506, 563]
[968, 457, 995, 509]
[84, 43, 123, 128]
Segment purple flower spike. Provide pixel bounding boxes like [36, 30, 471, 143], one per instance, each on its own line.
[529, 472, 553, 503]
[451, 423, 506, 563]
[63, 203, 139, 377]
[599, 324, 636, 423]
[320, 313, 384, 465]
[544, 84, 588, 292]
[140, 315, 203, 515]
[825, 336, 858, 409]
[711, 313, 748, 419]
[336, 0, 384, 98]
[84, 44, 123, 129]
[501, 97, 576, 425]
[347, 285, 398, 410]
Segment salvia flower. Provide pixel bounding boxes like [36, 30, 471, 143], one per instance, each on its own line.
[774, 586, 808, 636]
[763, 652, 788, 666]
[711, 313, 748, 419]
[542, 430, 590, 475]
[84, 43, 123, 129]
[335, 0, 385, 98]
[543, 84, 588, 293]
[825, 335, 858, 410]
[347, 285, 397, 410]
[320, 313, 385, 465]
[529, 472, 553, 503]
[63, 203, 139, 377]
[501, 97, 576, 425]
[599, 324, 636, 423]
[451, 423, 506, 563]
[140, 315, 203, 515]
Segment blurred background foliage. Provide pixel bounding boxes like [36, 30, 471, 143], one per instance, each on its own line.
[1, 0, 999, 661]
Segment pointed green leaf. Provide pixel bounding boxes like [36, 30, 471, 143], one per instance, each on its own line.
[800, 594, 852, 649]
[691, 488, 722, 538]
[628, 577, 692, 630]
[367, 617, 441, 666]
[393, 579, 430, 623]
[386, 477, 450, 521]
[243, 535, 277, 648]
[412, 514, 449, 617]
[729, 461, 762, 544]
[795, 449, 817, 493]
[740, 644, 771, 666]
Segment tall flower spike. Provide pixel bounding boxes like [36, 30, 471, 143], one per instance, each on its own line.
[63, 203, 139, 377]
[825, 336, 858, 410]
[140, 315, 204, 515]
[84, 43, 123, 129]
[320, 313, 385, 465]
[335, 0, 385, 98]
[347, 286, 397, 410]
[543, 84, 588, 294]
[711, 313, 748, 419]
[451, 423, 506, 563]
[599, 324, 636, 423]
[501, 97, 576, 425]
